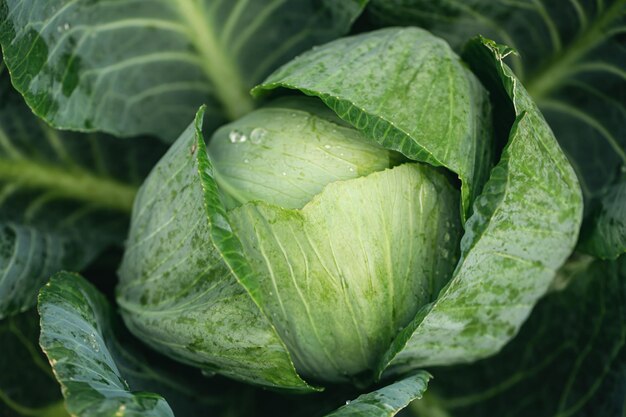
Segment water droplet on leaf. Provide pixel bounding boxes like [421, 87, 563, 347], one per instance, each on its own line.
[228, 129, 246, 143]
[250, 127, 266, 144]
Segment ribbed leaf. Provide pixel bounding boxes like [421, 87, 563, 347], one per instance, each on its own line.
[38, 272, 174, 417]
[117, 107, 314, 392]
[409, 256, 626, 417]
[0, 0, 367, 141]
[0, 59, 164, 318]
[253, 27, 493, 221]
[0, 310, 67, 417]
[324, 372, 431, 417]
[367, 0, 626, 259]
[377, 37, 582, 374]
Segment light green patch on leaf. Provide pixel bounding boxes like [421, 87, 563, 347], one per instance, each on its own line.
[377, 37, 583, 375]
[324, 371, 431, 417]
[228, 163, 461, 382]
[117, 107, 314, 392]
[0, 59, 164, 319]
[253, 27, 493, 221]
[38, 272, 174, 417]
[0, 0, 366, 141]
[208, 96, 403, 209]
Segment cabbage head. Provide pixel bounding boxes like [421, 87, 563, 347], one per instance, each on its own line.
[117, 28, 583, 392]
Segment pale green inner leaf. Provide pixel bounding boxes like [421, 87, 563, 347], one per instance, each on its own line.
[229, 163, 461, 382]
[208, 97, 403, 209]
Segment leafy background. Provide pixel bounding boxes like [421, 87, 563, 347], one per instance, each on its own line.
[0, 0, 624, 416]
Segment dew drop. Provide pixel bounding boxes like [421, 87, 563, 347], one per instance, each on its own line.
[88, 333, 99, 352]
[243, 159, 249, 164]
[349, 167, 354, 172]
[444, 232, 450, 242]
[250, 127, 266, 144]
[282, 172, 287, 176]
[228, 129, 246, 143]
[324, 144, 332, 149]
[345, 400, 351, 405]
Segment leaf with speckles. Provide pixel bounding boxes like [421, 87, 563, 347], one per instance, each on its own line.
[117, 107, 314, 392]
[0, 59, 165, 319]
[367, 0, 626, 260]
[324, 372, 430, 417]
[38, 271, 175, 417]
[376, 36, 583, 375]
[253, 27, 494, 221]
[408, 256, 626, 417]
[0, 0, 366, 142]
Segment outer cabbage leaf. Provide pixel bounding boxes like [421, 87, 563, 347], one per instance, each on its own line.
[117, 107, 314, 392]
[253, 27, 493, 221]
[0, 59, 164, 318]
[409, 256, 626, 417]
[250, 28, 582, 373]
[377, 36, 583, 375]
[367, 0, 626, 259]
[0, 310, 67, 417]
[324, 372, 430, 417]
[38, 272, 174, 417]
[0, 0, 367, 141]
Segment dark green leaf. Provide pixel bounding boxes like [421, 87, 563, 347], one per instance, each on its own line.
[367, 0, 626, 258]
[325, 372, 431, 417]
[0, 0, 367, 141]
[409, 256, 626, 417]
[254, 27, 494, 220]
[579, 174, 626, 259]
[38, 271, 175, 417]
[0, 59, 165, 318]
[377, 36, 582, 375]
[117, 107, 314, 392]
[0, 310, 67, 417]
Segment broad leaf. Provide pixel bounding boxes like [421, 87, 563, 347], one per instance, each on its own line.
[367, 0, 626, 258]
[409, 256, 626, 417]
[377, 37, 582, 374]
[0, 59, 165, 318]
[0, 0, 367, 141]
[253, 27, 493, 221]
[0, 310, 67, 417]
[325, 372, 431, 417]
[117, 107, 314, 392]
[39, 271, 175, 417]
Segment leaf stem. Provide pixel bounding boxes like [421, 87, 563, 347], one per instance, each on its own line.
[0, 160, 137, 213]
[174, 0, 254, 120]
[526, 0, 626, 100]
